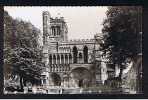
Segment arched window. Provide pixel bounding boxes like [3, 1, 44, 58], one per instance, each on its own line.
[65, 54, 68, 64]
[83, 46, 88, 63]
[49, 54, 52, 65]
[53, 54, 56, 64]
[69, 54, 72, 64]
[73, 46, 78, 63]
[57, 26, 60, 35]
[57, 54, 60, 64]
[53, 26, 56, 36]
[61, 54, 64, 64]
[51, 26, 55, 36]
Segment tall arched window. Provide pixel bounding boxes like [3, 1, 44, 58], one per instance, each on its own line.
[57, 54, 60, 64]
[69, 54, 72, 64]
[53, 54, 56, 64]
[65, 54, 68, 64]
[49, 54, 52, 65]
[61, 54, 64, 64]
[53, 26, 56, 36]
[51, 26, 55, 36]
[73, 46, 78, 63]
[57, 26, 60, 35]
[83, 46, 88, 63]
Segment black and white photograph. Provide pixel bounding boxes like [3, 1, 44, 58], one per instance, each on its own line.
[3, 6, 142, 94]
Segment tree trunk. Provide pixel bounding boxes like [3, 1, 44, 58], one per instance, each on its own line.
[118, 64, 123, 81]
[20, 75, 24, 91]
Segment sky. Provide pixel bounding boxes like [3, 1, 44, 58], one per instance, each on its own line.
[4, 6, 107, 40]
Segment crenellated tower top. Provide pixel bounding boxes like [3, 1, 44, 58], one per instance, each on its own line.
[43, 11, 68, 45]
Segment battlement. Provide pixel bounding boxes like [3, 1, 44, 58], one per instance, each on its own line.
[68, 39, 95, 42]
[50, 17, 65, 23]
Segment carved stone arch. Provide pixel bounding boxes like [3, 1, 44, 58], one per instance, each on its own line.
[73, 46, 78, 63]
[49, 54, 52, 65]
[56, 26, 60, 35]
[51, 26, 54, 36]
[83, 45, 88, 63]
[53, 54, 56, 64]
[53, 26, 56, 36]
[65, 54, 68, 64]
[82, 44, 89, 50]
[57, 54, 60, 64]
[70, 67, 92, 88]
[61, 54, 64, 64]
[69, 53, 72, 64]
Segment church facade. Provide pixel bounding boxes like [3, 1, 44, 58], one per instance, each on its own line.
[41, 11, 108, 88]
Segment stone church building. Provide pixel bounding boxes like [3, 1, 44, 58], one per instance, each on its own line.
[41, 11, 108, 89]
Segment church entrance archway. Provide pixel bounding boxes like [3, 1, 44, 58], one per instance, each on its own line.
[70, 67, 91, 88]
[50, 73, 61, 86]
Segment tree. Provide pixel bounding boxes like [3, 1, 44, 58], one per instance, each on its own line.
[101, 6, 142, 80]
[4, 11, 43, 91]
[8, 47, 43, 90]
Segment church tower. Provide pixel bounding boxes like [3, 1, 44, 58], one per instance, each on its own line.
[42, 11, 51, 66]
[43, 11, 68, 54]
[42, 11, 51, 87]
[43, 11, 51, 46]
[42, 11, 69, 64]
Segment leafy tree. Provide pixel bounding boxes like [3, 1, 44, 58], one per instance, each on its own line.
[101, 6, 142, 80]
[4, 11, 43, 91]
[8, 47, 43, 90]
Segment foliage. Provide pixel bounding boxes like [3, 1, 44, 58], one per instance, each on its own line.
[4, 11, 43, 90]
[101, 6, 142, 79]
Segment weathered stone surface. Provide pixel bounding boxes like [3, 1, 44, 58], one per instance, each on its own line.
[42, 11, 108, 88]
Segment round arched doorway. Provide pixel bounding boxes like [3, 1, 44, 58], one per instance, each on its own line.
[70, 67, 92, 88]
